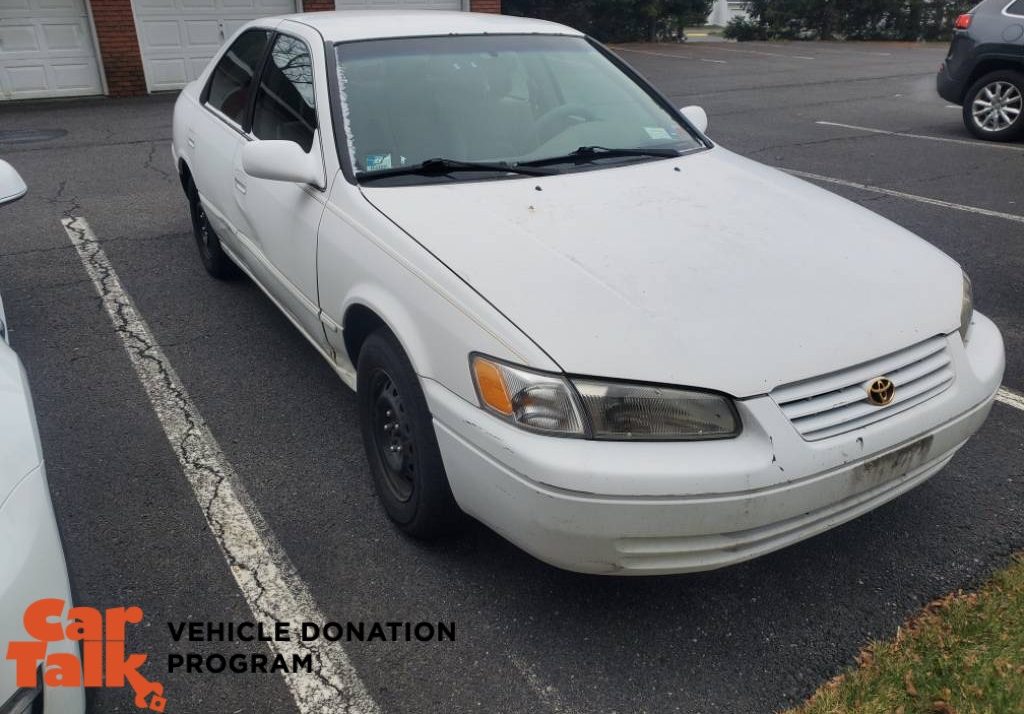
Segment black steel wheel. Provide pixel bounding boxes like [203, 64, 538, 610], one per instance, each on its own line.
[357, 328, 463, 538]
[370, 369, 416, 503]
[187, 180, 239, 279]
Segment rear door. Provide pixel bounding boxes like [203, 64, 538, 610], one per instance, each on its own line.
[1006, 1, 1024, 53]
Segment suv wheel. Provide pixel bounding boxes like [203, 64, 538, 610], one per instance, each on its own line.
[356, 328, 463, 538]
[963, 70, 1024, 142]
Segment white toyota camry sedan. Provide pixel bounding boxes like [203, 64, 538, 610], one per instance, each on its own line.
[171, 11, 1005, 575]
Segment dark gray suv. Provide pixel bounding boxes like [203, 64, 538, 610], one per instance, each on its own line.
[937, 0, 1024, 141]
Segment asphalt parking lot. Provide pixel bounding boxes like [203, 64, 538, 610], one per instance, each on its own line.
[1, 40, 1023, 714]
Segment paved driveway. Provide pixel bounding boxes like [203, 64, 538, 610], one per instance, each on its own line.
[1, 40, 1022, 714]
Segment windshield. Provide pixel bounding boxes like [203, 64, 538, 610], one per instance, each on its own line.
[333, 35, 704, 184]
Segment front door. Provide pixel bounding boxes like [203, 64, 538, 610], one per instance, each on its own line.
[232, 30, 331, 353]
[192, 28, 272, 244]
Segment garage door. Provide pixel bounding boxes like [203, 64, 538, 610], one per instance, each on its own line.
[131, 0, 298, 92]
[334, 1, 462, 9]
[0, 0, 103, 100]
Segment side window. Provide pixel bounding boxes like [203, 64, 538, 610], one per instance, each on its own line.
[205, 29, 271, 126]
[252, 34, 317, 153]
[1008, 0, 1024, 16]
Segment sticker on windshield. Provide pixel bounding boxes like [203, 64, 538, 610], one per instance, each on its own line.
[365, 154, 393, 172]
[644, 127, 673, 140]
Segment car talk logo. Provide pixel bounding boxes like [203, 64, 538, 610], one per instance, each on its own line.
[5, 599, 167, 711]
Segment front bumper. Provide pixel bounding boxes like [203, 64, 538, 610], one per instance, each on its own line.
[425, 313, 1004, 575]
[0, 465, 85, 713]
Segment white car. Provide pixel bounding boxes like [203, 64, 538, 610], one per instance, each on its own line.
[0, 161, 85, 712]
[171, 12, 1004, 575]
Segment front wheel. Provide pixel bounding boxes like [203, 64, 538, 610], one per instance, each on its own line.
[356, 328, 463, 538]
[963, 70, 1024, 142]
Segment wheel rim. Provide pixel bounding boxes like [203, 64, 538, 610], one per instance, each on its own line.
[370, 369, 416, 503]
[195, 204, 213, 256]
[972, 81, 1022, 132]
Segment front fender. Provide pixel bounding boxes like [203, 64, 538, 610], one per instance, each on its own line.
[317, 184, 557, 402]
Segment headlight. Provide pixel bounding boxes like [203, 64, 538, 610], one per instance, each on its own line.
[960, 271, 973, 342]
[573, 379, 740, 440]
[470, 355, 739, 440]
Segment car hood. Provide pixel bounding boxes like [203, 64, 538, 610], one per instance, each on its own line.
[361, 148, 962, 398]
[0, 340, 43, 504]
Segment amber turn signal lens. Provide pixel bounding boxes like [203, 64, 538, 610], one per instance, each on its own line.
[472, 357, 513, 415]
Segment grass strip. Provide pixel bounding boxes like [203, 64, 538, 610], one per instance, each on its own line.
[784, 554, 1024, 714]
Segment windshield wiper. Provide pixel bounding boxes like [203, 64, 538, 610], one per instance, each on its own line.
[521, 145, 681, 168]
[358, 157, 553, 182]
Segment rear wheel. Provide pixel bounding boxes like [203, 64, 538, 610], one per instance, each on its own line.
[963, 70, 1024, 142]
[187, 179, 239, 279]
[356, 328, 463, 538]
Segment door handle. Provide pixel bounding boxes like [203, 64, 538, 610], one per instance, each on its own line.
[234, 178, 247, 194]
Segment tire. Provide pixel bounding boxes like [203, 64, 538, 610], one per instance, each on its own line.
[962, 70, 1024, 142]
[187, 179, 240, 279]
[356, 328, 463, 538]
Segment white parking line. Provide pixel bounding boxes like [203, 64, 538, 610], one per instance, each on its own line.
[614, 47, 727, 63]
[783, 169, 1024, 224]
[816, 120, 1024, 152]
[997, 387, 1024, 412]
[61, 217, 381, 714]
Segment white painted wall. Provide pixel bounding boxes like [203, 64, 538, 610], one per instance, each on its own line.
[707, 0, 747, 27]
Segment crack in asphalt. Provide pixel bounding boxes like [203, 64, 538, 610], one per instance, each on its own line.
[61, 216, 380, 714]
[0, 135, 175, 156]
[144, 141, 174, 183]
[47, 179, 81, 220]
[0, 231, 187, 261]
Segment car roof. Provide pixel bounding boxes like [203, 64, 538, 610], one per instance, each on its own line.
[280, 10, 583, 43]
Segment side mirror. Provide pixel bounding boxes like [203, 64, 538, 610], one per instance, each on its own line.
[241, 139, 324, 188]
[0, 160, 27, 206]
[680, 105, 709, 134]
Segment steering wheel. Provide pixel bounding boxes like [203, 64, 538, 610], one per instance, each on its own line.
[535, 104, 597, 144]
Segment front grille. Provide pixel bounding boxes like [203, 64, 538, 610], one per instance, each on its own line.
[771, 335, 954, 441]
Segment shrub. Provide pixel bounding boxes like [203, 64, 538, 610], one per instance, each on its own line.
[722, 16, 767, 41]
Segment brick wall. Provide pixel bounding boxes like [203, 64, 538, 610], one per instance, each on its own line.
[89, 0, 147, 97]
[301, 0, 335, 10]
[469, 0, 501, 12]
